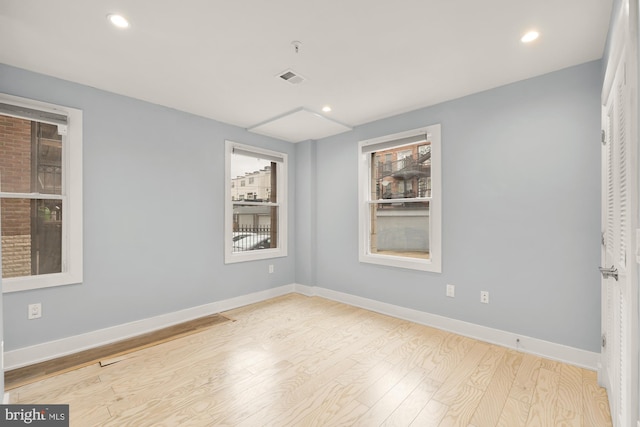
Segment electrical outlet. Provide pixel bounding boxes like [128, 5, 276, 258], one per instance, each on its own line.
[268, 264, 274, 274]
[480, 291, 489, 304]
[446, 284, 455, 298]
[28, 303, 42, 319]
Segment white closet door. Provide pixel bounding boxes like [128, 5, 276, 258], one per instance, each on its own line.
[601, 43, 636, 427]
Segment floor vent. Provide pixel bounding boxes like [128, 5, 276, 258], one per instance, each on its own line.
[278, 69, 305, 85]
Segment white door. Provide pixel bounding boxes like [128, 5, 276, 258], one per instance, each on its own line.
[601, 30, 638, 426]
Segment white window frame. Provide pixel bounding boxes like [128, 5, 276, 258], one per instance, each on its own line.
[0, 93, 83, 293]
[224, 141, 287, 263]
[358, 124, 441, 272]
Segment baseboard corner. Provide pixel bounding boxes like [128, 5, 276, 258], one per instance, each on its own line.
[292, 283, 316, 296]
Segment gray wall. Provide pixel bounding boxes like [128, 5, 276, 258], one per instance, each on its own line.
[0, 60, 602, 357]
[0, 63, 297, 350]
[314, 60, 602, 352]
[295, 140, 317, 286]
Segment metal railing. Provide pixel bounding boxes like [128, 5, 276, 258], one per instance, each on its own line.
[377, 150, 431, 180]
[232, 225, 273, 251]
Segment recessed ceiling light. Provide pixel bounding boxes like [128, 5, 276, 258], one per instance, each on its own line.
[107, 14, 130, 29]
[322, 106, 332, 113]
[521, 31, 539, 43]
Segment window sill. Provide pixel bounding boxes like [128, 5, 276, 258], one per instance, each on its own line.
[224, 248, 287, 264]
[359, 253, 441, 273]
[2, 271, 82, 293]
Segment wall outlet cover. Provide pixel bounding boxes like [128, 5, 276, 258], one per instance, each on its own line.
[446, 284, 455, 298]
[480, 291, 489, 304]
[28, 303, 42, 319]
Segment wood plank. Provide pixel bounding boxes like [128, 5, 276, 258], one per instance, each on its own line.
[286, 360, 396, 427]
[470, 349, 523, 427]
[466, 344, 507, 390]
[242, 358, 358, 427]
[582, 369, 613, 427]
[294, 381, 365, 427]
[354, 367, 428, 426]
[540, 358, 563, 373]
[509, 353, 542, 405]
[70, 406, 112, 427]
[231, 357, 358, 426]
[321, 399, 370, 427]
[5, 313, 231, 389]
[553, 364, 583, 427]
[555, 407, 582, 427]
[215, 370, 317, 426]
[430, 341, 491, 405]
[426, 333, 476, 381]
[13, 363, 103, 399]
[355, 362, 413, 407]
[524, 368, 561, 427]
[382, 377, 441, 426]
[410, 399, 449, 426]
[557, 365, 583, 408]
[437, 384, 485, 427]
[497, 397, 531, 427]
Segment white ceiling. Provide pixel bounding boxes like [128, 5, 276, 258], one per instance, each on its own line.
[0, 0, 613, 142]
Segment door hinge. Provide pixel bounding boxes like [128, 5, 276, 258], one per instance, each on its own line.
[602, 333, 607, 348]
[599, 266, 619, 281]
[601, 129, 606, 144]
[602, 231, 606, 246]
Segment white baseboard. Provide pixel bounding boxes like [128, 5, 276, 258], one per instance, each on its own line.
[293, 283, 316, 296]
[296, 285, 600, 370]
[4, 284, 295, 370]
[4, 283, 599, 371]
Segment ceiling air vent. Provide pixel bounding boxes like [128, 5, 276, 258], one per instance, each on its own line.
[278, 69, 305, 85]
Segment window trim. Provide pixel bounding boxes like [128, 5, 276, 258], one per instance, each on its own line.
[358, 124, 441, 272]
[0, 93, 83, 293]
[224, 140, 287, 264]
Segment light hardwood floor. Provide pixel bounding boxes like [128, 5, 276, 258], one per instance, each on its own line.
[8, 294, 612, 426]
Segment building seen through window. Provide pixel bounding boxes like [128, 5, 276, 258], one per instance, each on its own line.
[370, 141, 431, 260]
[228, 148, 280, 255]
[359, 124, 441, 272]
[0, 115, 63, 279]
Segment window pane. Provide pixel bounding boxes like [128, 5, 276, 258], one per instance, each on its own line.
[232, 204, 278, 252]
[0, 115, 62, 195]
[0, 114, 32, 193]
[36, 122, 63, 194]
[369, 201, 429, 259]
[230, 152, 275, 202]
[371, 142, 431, 199]
[1, 198, 63, 278]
